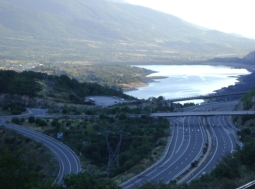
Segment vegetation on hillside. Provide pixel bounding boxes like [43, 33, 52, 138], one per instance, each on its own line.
[0, 70, 42, 96]
[0, 127, 121, 189]
[0, 0, 254, 64]
[0, 70, 134, 103]
[2, 103, 27, 115]
[55, 65, 152, 88]
[213, 72, 255, 102]
[57, 172, 121, 189]
[0, 127, 58, 188]
[241, 87, 255, 110]
[20, 115, 170, 177]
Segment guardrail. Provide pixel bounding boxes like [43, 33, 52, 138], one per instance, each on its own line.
[236, 180, 255, 189]
[167, 91, 249, 102]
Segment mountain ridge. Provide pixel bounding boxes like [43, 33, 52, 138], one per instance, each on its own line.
[209, 50, 255, 65]
[1, 0, 255, 63]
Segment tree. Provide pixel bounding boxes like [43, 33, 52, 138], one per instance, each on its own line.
[0, 147, 40, 189]
[38, 120, 47, 127]
[119, 113, 127, 121]
[157, 96, 164, 101]
[99, 114, 108, 119]
[28, 116, 35, 123]
[51, 119, 59, 127]
[62, 109, 68, 114]
[11, 117, 20, 124]
[61, 172, 121, 189]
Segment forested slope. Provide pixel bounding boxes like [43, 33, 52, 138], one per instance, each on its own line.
[0, 70, 133, 103]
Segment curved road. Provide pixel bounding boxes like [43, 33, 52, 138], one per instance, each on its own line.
[0, 109, 81, 184]
[121, 116, 206, 188]
[185, 102, 239, 182]
[121, 101, 240, 188]
[0, 101, 240, 187]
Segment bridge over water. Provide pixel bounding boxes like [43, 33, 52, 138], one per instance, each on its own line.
[167, 91, 249, 103]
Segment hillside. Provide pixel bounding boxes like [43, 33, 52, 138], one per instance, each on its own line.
[0, 127, 57, 188]
[209, 50, 255, 66]
[0, 70, 133, 105]
[243, 51, 255, 63]
[0, 0, 255, 63]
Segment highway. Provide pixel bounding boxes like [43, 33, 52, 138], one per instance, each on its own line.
[121, 101, 241, 188]
[0, 101, 242, 187]
[186, 115, 237, 182]
[120, 116, 206, 188]
[0, 109, 81, 184]
[183, 101, 240, 182]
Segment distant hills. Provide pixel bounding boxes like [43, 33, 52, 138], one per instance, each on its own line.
[243, 51, 255, 63]
[0, 0, 255, 63]
[210, 50, 255, 65]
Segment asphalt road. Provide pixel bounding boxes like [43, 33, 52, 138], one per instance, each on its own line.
[0, 109, 81, 184]
[186, 115, 237, 182]
[121, 101, 240, 188]
[120, 116, 206, 188]
[0, 101, 240, 187]
[185, 101, 239, 182]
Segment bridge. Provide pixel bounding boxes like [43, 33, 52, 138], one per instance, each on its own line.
[166, 91, 249, 103]
[151, 111, 255, 117]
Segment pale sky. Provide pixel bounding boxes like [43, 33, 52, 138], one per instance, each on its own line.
[125, 0, 255, 39]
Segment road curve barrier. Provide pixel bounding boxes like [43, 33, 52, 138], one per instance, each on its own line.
[236, 180, 255, 189]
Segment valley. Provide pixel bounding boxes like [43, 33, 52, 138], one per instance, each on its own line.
[1, 0, 255, 188]
[1, 0, 255, 65]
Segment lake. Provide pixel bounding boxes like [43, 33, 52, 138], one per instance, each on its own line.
[125, 65, 251, 103]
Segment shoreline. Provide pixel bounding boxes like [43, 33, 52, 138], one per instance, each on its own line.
[123, 76, 169, 92]
[123, 61, 254, 93]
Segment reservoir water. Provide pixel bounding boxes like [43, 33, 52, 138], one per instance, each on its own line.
[125, 65, 251, 103]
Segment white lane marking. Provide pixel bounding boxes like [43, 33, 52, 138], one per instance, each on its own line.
[3, 123, 67, 183]
[149, 117, 192, 180]
[187, 116, 219, 183]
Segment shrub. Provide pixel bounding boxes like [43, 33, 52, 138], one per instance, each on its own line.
[11, 117, 20, 124]
[28, 116, 35, 123]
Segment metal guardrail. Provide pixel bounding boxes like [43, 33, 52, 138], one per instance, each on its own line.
[151, 111, 255, 117]
[236, 180, 255, 189]
[167, 91, 249, 102]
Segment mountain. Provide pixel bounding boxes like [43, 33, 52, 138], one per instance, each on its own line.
[0, 0, 255, 63]
[209, 50, 255, 65]
[243, 51, 255, 63]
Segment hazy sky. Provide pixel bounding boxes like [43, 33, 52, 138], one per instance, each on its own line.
[125, 0, 255, 39]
